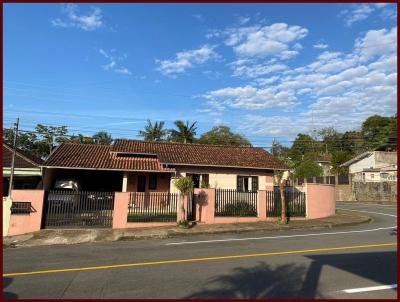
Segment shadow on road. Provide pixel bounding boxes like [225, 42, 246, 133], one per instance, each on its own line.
[185, 262, 323, 299]
[185, 251, 397, 299]
[3, 277, 18, 299]
[306, 251, 397, 288]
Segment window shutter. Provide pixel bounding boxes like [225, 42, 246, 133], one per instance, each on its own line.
[252, 176, 258, 192]
[237, 176, 243, 192]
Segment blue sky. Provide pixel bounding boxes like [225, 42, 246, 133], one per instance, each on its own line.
[3, 3, 397, 149]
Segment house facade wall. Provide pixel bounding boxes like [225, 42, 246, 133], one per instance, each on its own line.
[349, 154, 375, 174]
[168, 166, 274, 193]
[126, 172, 171, 193]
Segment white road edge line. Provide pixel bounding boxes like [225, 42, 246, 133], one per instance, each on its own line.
[342, 284, 397, 293]
[336, 208, 398, 218]
[165, 226, 397, 245]
[166, 208, 397, 246]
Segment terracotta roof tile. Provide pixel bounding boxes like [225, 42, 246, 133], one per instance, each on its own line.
[3, 143, 43, 168]
[44, 140, 288, 171]
[44, 143, 173, 172]
[112, 139, 288, 170]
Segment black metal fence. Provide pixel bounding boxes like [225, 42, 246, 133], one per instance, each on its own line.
[215, 189, 258, 217]
[128, 192, 178, 223]
[266, 189, 306, 217]
[43, 191, 114, 228]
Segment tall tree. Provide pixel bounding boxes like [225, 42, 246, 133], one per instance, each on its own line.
[318, 127, 343, 153]
[198, 126, 251, 146]
[289, 134, 317, 164]
[340, 130, 366, 155]
[330, 150, 353, 175]
[70, 134, 94, 144]
[361, 115, 395, 149]
[138, 120, 168, 141]
[169, 120, 197, 143]
[34, 124, 69, 158]
[294, 160, 323, 179]
[93, 131, 113, 145]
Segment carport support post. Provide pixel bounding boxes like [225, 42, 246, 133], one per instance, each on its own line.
[258, 190, 267, 220]
[122, 172, 128, 192]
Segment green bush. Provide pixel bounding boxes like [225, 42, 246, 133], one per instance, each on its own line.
[219, 201, 257, 217]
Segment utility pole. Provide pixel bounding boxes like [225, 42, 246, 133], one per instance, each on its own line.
[8, 117, 19, 197]
[272, 138, 276, 156]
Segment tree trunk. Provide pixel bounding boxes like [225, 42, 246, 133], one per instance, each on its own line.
[279, 181, 287, 223]
[180, 194, 186, 222]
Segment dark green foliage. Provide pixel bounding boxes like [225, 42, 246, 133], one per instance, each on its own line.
[330, 150, 353, 175]
[220, 201, 257, 217]
[138, 119, 168, 141]
[168, 120, 198, 143]
[294, 160, 323, 179]
[92, 131, 113, 145]
[198, 126, 252, 146]
[289, 134, 317, 163]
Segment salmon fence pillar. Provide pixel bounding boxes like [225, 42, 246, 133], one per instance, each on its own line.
[113, 192, 130, 229]
[258, 190, 267, 220]
[195, 188, 215, 224]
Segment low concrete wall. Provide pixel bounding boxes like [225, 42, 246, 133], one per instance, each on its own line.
[352, 181, 397, 202]
[306, 184, 335, 219]
[335, 184, 352, 201]
[8, 190, 45, 236]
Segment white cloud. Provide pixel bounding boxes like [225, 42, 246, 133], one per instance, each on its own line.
[51, 4, 103, 31]
[340, 4, 374, 27]
[224, 23, 308, 59]
[203, 85, 298, 110]
[355, 27, 397, 62]
[156, 45, 219, 76]
[339, 3, 397, 27]
[115, 67, 132, 75]
[99, 49, 131, 76]
[230, 23, 308, 59]
[202, 26, 397, 137]
[313, 42, 328, 49]
[230, 59, 288, 78]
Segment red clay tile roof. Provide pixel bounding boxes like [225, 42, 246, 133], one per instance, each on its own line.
[3, 143, 43, 168]
[43, 140, 288, 171]
[112, 139, 288, 170]
[43, 143, 174, 172]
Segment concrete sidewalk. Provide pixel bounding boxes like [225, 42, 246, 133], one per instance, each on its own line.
[3, 209, 371, 248]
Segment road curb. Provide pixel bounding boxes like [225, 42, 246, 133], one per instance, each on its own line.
[3, 210, 372, 248]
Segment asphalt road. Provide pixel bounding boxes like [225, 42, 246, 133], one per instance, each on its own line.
[3, 202, 397, 299]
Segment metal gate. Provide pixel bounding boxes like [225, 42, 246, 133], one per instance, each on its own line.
[266, 189, 306, 217]
[43, 191, 114, 228]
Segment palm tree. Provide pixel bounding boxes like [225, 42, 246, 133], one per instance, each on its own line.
[138, 120, 168, 141]
[93, 131, 113, 145]
[169, 120, 198, 143]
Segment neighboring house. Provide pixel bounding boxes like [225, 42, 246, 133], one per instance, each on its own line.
[315, 154, 332, 176]
[41, 139, 288, 193]
[3, 143, 44, 196]
[341, 151, 397, 182]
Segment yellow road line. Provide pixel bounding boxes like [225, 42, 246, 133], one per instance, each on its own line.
[4, 242, 396, 277]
